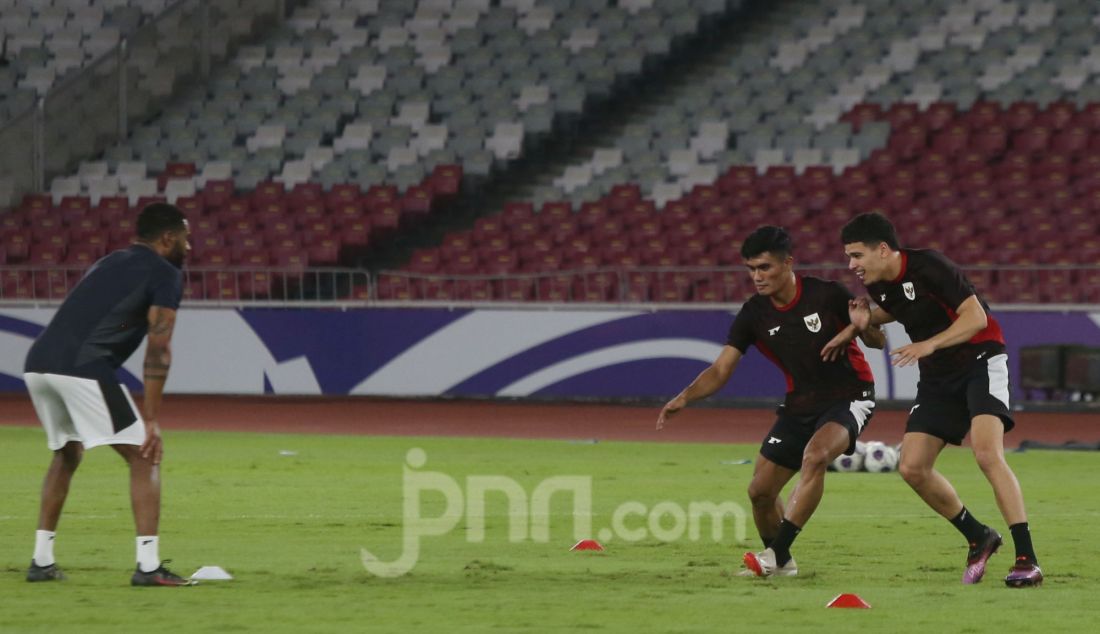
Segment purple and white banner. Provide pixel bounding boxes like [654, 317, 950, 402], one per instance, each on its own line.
[1, 307, 1098, 400]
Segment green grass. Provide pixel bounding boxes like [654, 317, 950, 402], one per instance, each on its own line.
[1, 425, 1097, 632]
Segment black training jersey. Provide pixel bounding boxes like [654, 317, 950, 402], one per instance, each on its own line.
[727, 275, 875, 415]
[24, 245, 183, 380]
[865, 249, 1005, 380]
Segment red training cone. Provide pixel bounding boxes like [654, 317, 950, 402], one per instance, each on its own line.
[826, 593, 871, 609]
[570, 539, 604, 551]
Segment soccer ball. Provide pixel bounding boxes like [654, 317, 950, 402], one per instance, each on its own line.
[863, 442, 899, 472]
[831, 451, 864, 472]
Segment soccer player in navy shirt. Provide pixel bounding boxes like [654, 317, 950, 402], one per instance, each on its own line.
[23, 203, 193, 586]
[657, 226, 885, 577]
[841, 212, 1042, 588]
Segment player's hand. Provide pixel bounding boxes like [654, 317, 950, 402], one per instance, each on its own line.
[848, 297, 871, 332]
[141, 421, 164, 465]
[821, 326, 856, 362]
[890, 340, 935, 367]
[656, 394, 687, 431]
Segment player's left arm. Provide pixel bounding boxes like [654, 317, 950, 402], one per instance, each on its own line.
[890, 295, 986, 367]
[141, 305, 177, 464]
[822, 292, 886, 361]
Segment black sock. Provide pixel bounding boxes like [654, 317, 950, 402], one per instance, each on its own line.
[761, 537, 773, 549]
[1009, 523, 1037, 564]
[949, 507, 988, 545]
[770, 519, 802, 567]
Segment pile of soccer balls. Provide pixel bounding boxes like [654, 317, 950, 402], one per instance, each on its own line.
[828, 440, 901, 473]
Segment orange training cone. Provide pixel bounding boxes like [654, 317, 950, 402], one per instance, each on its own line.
[570, 539, 604, 551]
[826, 593, 871, 609]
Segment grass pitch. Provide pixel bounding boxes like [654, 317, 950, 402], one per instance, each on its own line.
[1, 425, 1097, 632]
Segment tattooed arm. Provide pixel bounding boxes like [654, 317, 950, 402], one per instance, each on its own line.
[141, 305, 177, 464]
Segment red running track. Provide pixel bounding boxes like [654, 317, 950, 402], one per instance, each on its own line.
[1, 395, 1097, 447]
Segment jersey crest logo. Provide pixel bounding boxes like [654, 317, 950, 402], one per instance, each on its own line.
[903, 282, 916, 300]
[803, 312, 821, 333]
[768, 326, 780, 336]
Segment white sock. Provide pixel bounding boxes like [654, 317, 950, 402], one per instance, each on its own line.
[33, 530, 56, 567]
[137, 536, 160, 573]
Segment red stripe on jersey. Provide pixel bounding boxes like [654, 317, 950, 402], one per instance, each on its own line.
[974, 313, 1006, 345]
[846, 339, 875, 383]
[890, 251, 908, 283]
[931, 295, 1007, 346]
[771, 276, 803, 313]
[755, 340, 794, 393]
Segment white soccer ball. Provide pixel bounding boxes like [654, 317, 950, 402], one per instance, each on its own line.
[831, 451, 864, 472]
[864, 442, 899, 472]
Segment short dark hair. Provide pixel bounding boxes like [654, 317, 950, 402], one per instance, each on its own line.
[136, 203, 186, 241]
[841, 212, 900, 250]
[740, 225, 792, 260]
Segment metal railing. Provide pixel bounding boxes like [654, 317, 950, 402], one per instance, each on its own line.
[373, 264, 1100, 306]
[0, 266, 370, 305]
[1, 264, 1097, 307]
[0, 0, 286, 209]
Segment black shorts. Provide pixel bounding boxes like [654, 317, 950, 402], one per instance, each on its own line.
[759, 397, 876, 471]
[907, 353, 1015, 445]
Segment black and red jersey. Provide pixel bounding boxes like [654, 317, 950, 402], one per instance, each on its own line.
[727, 275, 875, 415]
[866, 249, 1005, 380]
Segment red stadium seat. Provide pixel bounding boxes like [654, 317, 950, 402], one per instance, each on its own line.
[1039, 101, 1075, 131]
[251, 181, 285, 207]
[369, 204, 401, 237]
[201, 180, 234, 209]
[931, 123, 969, 156]
[238, 272, 273, 299]
[375, 274, 415, 300]
[345, 284, 372, 301]
[455, 279, 492, 301]
[921, 101, 957, 132]
[964, 100, 1002, 129]
[840, 103, 882, 132]
[1004, 102, 1039, 131]
[1011, 125, 1051, 154]
[508, 216, 540, 243]
[607, 184, 642, 212]
[29, 244, 65, 265]
[501, 201, 535, 221]
[884, 102, 920, 129]
[323, 183, 362, 209]
[971, 124, 1008, 158]
[539, 201, 572, 221]
[400, 185, 434, 218]
[288, 182, 324, 209]
[577, 201, 610, 227]
[307, 238, 341, 266]
[427, 164, 462, 199]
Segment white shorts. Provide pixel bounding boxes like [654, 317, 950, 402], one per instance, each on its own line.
[24, 372, 146, 450]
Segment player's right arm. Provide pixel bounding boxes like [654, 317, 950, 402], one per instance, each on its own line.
[869, 305, 895, 327]
[141, 305, 177, 464]
[656, 345, 742, 430]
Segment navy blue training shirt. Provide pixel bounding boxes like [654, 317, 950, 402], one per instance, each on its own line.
[25, 244, 183, 380]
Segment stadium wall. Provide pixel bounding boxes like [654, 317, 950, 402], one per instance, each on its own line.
[1, 307, 1096, 401]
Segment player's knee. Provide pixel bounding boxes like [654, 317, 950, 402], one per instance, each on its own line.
[898, 460, 926, 487]
[747, 482, 777, 508]
[972, 445, 1004, 474]
[111, 443, 143, 465]
[58, 443, 83, 469]
[800, 448, 831, 475]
